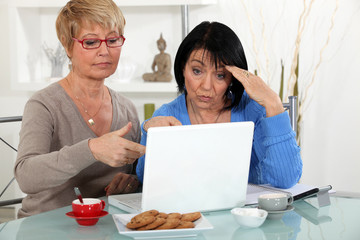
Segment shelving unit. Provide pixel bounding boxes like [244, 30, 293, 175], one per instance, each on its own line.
[10, 0, 217, 7]
[11, 79, 179, 93]
[8, 0, 217, 93]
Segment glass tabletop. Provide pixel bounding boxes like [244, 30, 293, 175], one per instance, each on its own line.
[0, 195, 359, 239]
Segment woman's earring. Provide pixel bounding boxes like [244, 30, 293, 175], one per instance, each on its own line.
[227, 83, 233, 99]
[227, 90, 233, 99]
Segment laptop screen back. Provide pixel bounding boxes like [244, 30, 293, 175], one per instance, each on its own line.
[142, 122, 254, 213]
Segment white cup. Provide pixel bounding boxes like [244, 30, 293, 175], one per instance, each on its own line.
[258, 193, 293, 211]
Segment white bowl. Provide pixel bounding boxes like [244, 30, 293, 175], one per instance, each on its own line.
[231, 208, 268, 228]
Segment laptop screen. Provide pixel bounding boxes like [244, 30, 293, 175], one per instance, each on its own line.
[141, 122, 254, 213]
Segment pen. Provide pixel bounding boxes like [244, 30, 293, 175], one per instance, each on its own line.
[294, 185, 332, 201]
[294, 188, 319, 201]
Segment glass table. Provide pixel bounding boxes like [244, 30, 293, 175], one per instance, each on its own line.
[0, 195, 359, 239]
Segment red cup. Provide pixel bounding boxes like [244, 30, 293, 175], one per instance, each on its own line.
[72, 198, 105, 218]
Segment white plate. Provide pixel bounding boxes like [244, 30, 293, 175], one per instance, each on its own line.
[112, 213, 213, 239]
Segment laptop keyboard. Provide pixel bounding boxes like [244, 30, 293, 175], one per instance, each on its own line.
[121, 197, 141, 209]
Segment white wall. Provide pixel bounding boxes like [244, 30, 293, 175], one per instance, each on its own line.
[0, 3, 30, 203]
[1, 0, 359, 205]
[190, 0, 360, 193]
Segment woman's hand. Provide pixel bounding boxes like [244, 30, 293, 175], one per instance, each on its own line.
[105, 173, 139, 196]
[143, 116, 182, 132]
[225, 65, 284, 117]
[89, 122, 146, 167]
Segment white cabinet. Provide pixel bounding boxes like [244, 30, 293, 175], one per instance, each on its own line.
[8, 0, 217, 93]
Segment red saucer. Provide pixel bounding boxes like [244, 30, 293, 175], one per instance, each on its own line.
[66, 210, 108, 226]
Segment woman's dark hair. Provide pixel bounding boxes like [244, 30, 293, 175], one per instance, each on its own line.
[174, 21, 248, 109]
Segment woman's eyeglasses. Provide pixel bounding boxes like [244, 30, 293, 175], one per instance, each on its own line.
[72, 35, 125, 49]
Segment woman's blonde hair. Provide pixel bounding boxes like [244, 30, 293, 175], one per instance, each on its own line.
[56, 0, 125, 52]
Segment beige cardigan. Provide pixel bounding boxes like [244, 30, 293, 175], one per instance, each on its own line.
[15, 83, 141, 218]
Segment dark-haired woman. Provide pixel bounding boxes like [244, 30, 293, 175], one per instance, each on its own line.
[136, 21, 302, 189]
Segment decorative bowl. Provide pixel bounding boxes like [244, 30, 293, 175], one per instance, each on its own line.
[231, 207, 268, 228]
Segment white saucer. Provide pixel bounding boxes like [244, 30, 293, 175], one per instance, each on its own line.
[261, 205, 294, 219]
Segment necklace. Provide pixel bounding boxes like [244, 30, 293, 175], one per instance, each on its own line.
[189, 100, 222, 124]
[66, 77, 104, 126]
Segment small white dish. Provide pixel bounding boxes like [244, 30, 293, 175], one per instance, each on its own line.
[231, 208, 268, 228]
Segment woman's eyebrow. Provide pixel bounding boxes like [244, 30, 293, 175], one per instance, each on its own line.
[217, 64, 226, 69]
[80, 33, 98, 38]
[190, 59, 204, 65]
[80, 31, 119, 39]
[106, 31, 119, 36]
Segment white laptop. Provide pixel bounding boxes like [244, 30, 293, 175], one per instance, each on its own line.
[109, 122, 254, 213]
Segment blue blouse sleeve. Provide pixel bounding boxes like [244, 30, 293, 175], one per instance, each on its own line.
[248, 109, 302, 188]
[233, 93, 302, 188]
[136, 121, 148, 183]
[136, 104, 175, 183]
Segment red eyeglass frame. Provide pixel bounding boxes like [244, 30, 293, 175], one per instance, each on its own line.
[72, 35, 126, 49]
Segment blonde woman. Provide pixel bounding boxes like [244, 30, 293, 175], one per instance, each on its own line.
[15, 0, 145, 217]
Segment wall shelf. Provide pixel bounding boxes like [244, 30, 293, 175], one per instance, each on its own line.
[107, 81, 178, 93]
[8, 0, 217, 93]
[11, 80, 178, 93]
